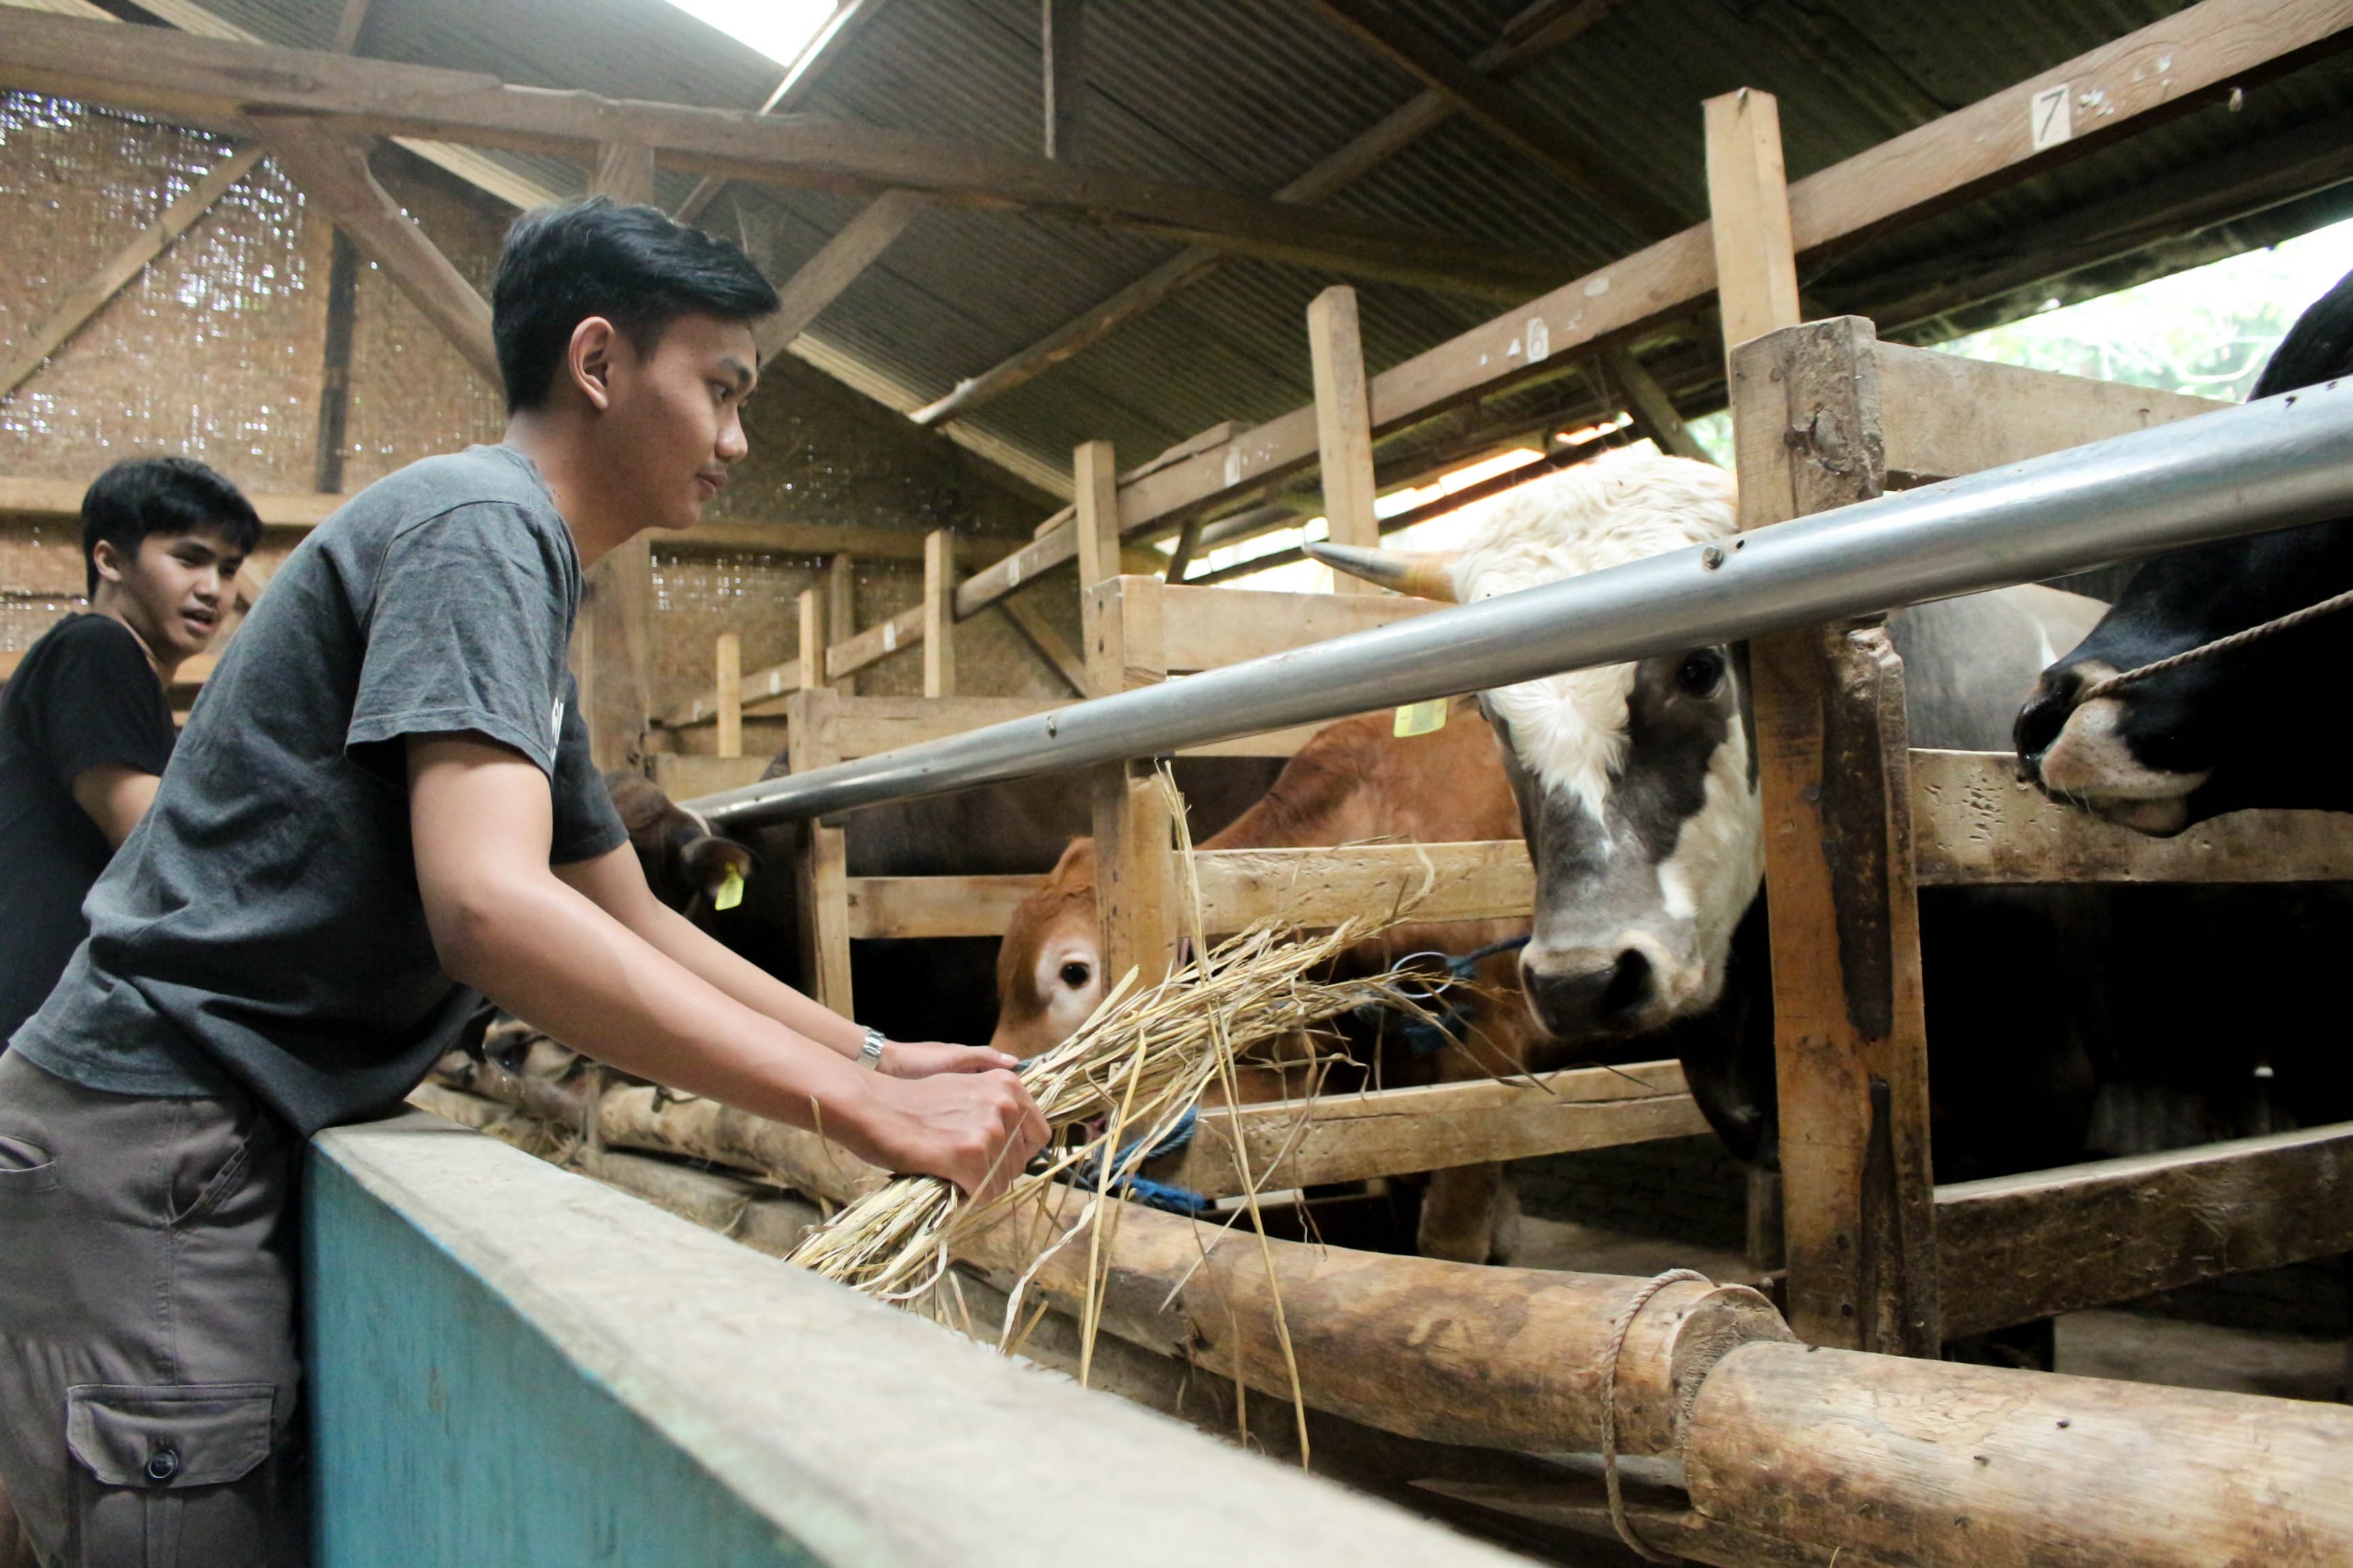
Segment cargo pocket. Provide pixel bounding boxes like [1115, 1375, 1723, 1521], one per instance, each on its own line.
[0, 1135, 62, 1328]
[65, 1384, 279, 1568]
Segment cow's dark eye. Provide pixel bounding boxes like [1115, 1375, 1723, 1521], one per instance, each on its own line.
[1677, 650, 1725, 696]
[1059, 961, 1092, 989]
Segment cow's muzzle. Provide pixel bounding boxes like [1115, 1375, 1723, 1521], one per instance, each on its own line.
[1521, 941, 1664, 1039]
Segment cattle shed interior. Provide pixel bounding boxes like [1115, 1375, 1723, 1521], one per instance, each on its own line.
[5, 0, 2353, 1564]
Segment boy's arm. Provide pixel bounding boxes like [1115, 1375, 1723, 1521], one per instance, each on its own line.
[551, 846, 1017, 1078]
[69, 765, 160, 848]
[407, 733, 1048, 1197]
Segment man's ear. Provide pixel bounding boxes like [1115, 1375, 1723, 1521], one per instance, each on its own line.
[567, 317, 620, 411]
[89, 538, 129, 587]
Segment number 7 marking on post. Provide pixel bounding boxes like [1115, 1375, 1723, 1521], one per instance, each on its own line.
[2030, 84, 2072, 152]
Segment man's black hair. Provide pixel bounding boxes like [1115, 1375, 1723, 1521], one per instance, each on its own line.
[493, 197, 779, 413]
[80, 457, 263, 596]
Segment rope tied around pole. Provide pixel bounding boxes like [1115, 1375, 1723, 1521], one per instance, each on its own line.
[1598, 1267, 1713, 1564]
[2076, 585, 2353, 702]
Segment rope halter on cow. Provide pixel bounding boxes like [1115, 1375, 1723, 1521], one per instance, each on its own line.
[2075, 584, 2353, 702]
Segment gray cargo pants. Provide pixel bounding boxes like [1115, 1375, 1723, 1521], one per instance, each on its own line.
[0, 1052, 304, 1567]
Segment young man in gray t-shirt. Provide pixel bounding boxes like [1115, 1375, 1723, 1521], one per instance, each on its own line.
[0, 199, 1047, 1565]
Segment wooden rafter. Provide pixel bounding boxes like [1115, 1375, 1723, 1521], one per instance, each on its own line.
[1297, 0, 1677, 238]
[674, 0, 896, 223]
[756, 188, 926, 360]
[0, 8, 1568, 301]
[907, 0, 1627, 427]
[0, 141, 264, 398]
[1041, 0, 1085, 161]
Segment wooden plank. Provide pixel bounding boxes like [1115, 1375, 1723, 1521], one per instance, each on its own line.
[1703, 87, 1801, 361]
[1156, 583, 1439, 672]
[1194, 841, 1532, 932]
[1041, 0, 1085, 162]
[1936, 1122, 2353, 1338]
[1910, 748, 2353, 884]
[904, 1, 1620, 429]
[1093, 758, 1181, 986]
[1873, 344, 2228, 485]
[796, 586, 826, 694]
[825, 695, 1070, 758]
[312, 227, 360, 493]
[756, 189, 925, 360]
[589, 139, 655, 203]
[1073, 440, 1120, 594]
[713, 631, 742, 759]
[1298, 0, 1676, 239]
[1169, 1061, 1708, 1199]
[651, 753, 769, 800]
[1733, 318, 1941, 1357]
[259, 122, 499, 387]
[0, 141, 264, 396]
[824, 552, 858, 696]
[997, 596, 1086, 695]
[825, 604, 924, 682]
[1601, 344, 1711, 464]
[922, 528, 956, 698]
[953, 523, 1074, 619]
[0, 11, 1567, 300]
[843, 872, 1043, 939]
[787, 689, 854, 1013]
[1306, 285, 1381, 595]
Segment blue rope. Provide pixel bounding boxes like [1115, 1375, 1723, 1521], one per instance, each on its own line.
[1073, 1107, 1210, 1214]
[1357, 934, 1530, 1055]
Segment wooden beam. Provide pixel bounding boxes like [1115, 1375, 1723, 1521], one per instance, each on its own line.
[786, 689, 855, 1013]
[0, 140, 265, 398]
[1599, 345, 1710, 463]
[1073, 439, 1120, 599]
[1703, 87, 1802, 362]
[674, 0, 897, 222]
[311, 227, 360, 493]
[257, 122, 499, 388]
[1170, 1061, 1708, 1198]
[1299, 0, 1675, 239]
[824, 551, 858, 695]
[915, 0, 2353, 544]
[997, 597, 1086, 694]
[1156, 582, 1438, 672]
[590, 140, 656, 204]
[1040, 0, 1085, 162]
[1195, 840, 1532, 932]
[756, 189, 925, 360]
[1911, 749, 2353, 884]
[922, 528, 956, 698]
[825, 604, 924, 683]
[713, 631, 742, 758]
[845, 872, 1041, 939]
[796, 585, 826, 693]
[1733, 317, 1939, 1358]
[0, 10, 1570, 300]
[907, 0, 1621, 427]
[1306, 285, 1381, 594]
[1871, 343, 2225, 485]
[327, 0, 373, 52]
[1936, 1121, 2353, 1338]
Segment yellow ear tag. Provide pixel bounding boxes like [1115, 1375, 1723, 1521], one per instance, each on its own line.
[714, 868, 745, 912]
[1393, 699, 1449, 738]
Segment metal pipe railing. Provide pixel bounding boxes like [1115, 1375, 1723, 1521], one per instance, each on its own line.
[691, 380, 2353, 828]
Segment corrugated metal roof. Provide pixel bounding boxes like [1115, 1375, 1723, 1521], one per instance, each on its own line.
[153, 0, 2353, 492]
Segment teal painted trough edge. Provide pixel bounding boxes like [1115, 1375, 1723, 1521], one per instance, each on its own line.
[306, 1112, 1525, 1568]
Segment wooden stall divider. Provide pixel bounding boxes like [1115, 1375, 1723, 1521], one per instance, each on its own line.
[923, 528, 957, 699]
[1307, 284, 1381, 593]
[714, 631, 742, 760]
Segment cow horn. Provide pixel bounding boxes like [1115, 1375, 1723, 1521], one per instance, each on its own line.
[1304, 541, 1461, 602]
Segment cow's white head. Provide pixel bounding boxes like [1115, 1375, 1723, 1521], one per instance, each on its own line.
[1313, 449, 1763, 1042]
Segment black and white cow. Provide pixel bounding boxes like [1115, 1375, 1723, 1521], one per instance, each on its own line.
[1315, 449, 2109, 1196]
[2014, 265, 2353, 832]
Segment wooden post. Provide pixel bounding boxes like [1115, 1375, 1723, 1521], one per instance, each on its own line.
[824, 553, 858, 695]
[1041, 0, 1086, 162]
[922, 528, 957, 699]
[1703, 88, 1802, 363]
[1074, 439, 1120, 589]
[1083, 574, 1177, 986]
[1306, 284, 1380, 594]
[1734, 318, 1940, 1357]
[797, 585, 827, 693]
[580, 534, 654, 772]
[787, 687, 854, 1016]
[713, 631, 742, 759]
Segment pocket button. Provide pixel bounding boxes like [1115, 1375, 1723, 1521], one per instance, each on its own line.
[143, 1447, 178, 1483]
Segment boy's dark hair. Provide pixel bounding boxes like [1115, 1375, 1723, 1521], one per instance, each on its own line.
[493, 197, 779, 413]
[80, 457, 263, 595]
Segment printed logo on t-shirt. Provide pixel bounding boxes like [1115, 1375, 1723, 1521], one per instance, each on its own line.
[551, 698, 565, 744]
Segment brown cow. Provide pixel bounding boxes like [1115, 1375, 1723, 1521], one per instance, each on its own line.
[990, 698, 1546, 1262]
[603, 768, 756, 915]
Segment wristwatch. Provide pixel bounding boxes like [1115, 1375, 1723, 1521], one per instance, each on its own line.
[857, 1027, 889, 1071]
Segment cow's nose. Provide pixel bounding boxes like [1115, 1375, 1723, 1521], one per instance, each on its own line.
[2013, 669, 2080, 778]
[1523, 947, 1654, 1036]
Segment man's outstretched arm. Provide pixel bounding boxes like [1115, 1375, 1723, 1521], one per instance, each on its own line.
[407, 733, 1048, 1196]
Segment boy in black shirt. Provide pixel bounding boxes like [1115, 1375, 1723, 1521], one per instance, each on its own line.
[0, 201, 1047, 1565]
[0, 457, 258, 1044]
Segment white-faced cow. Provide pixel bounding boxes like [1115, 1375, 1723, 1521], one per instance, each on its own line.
[2015, 266, 2353, 832]
[1313, 449, 2115, 1266]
